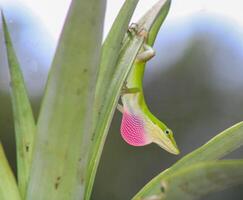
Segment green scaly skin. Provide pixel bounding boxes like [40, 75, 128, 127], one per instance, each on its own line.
[120, 44, 180, 154]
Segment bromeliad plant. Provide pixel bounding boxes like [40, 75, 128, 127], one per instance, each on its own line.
[1, 0, 243, 200]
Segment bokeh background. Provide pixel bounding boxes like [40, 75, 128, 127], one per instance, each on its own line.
[1, 0, 243, 199]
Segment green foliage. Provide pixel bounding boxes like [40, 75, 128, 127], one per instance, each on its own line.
[89, 1, 140, 196]
[1, 12, 36, 198]
[137, 0, 171, 46]
[1, 0, 243, 200]
[159, 160, 243, 200]
[25, 0, 106, 199]
[133, 122, 243, 199]
[0, 144, 21, 200]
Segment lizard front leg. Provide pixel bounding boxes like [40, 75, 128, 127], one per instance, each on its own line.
[117, 83, 140, 113]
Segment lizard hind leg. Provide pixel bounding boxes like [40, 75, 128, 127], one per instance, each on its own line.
[136, 44, 155, 62]
[117, 103, 124, 113]
[121, 87, 140, 95]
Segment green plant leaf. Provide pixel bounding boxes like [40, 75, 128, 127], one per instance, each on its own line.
[146, 160, 243, 200]
[133, 121, 243, 199]
[87, 0, 140, 198]
[146, 0, 171, 46]
[26, 0, 106, 199]
[137, 0, 171, 46]
[87, 35, 144, 200]
[1, 12, 36, 198]
[94, 0, 139, 122]
[0, 143, 22, 200]
[86, 0, 171, 199]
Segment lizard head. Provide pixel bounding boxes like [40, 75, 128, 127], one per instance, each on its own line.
[142, 111, 180, 155]
[149, 126, 180, 155]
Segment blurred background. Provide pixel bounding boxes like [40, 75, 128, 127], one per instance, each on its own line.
[1, 0, 243, 199]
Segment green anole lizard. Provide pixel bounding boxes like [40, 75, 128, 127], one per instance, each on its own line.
[118, 25, 180, 155]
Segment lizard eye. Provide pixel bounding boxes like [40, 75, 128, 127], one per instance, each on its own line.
[165, 129, 170, 134]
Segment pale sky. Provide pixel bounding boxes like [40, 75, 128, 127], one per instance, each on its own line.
[1, 0, 243, 40]
[1, 0, 243, 96]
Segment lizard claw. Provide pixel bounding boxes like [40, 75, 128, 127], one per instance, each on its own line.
[137, 28, 149, 40]
[128, 23, 139, 37]
[128, 23, 148, 40]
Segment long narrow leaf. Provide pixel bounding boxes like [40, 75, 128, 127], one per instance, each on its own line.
[134, 0, 171, 46]
[88, 0, 140, 198]
[86, 0, 172, 199]
[86, 35, 144, 200]
[1, 12, 36, 198]
[146, 0, 171, 46]
[0, 143, 21, 200]
[94, 0, 139, 123]
[133, 121, 243, 199]
[153, 160, 243, 200]
[26, 0, 106, 199]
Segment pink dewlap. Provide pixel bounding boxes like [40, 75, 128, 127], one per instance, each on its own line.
[120, 111, 149, 146]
